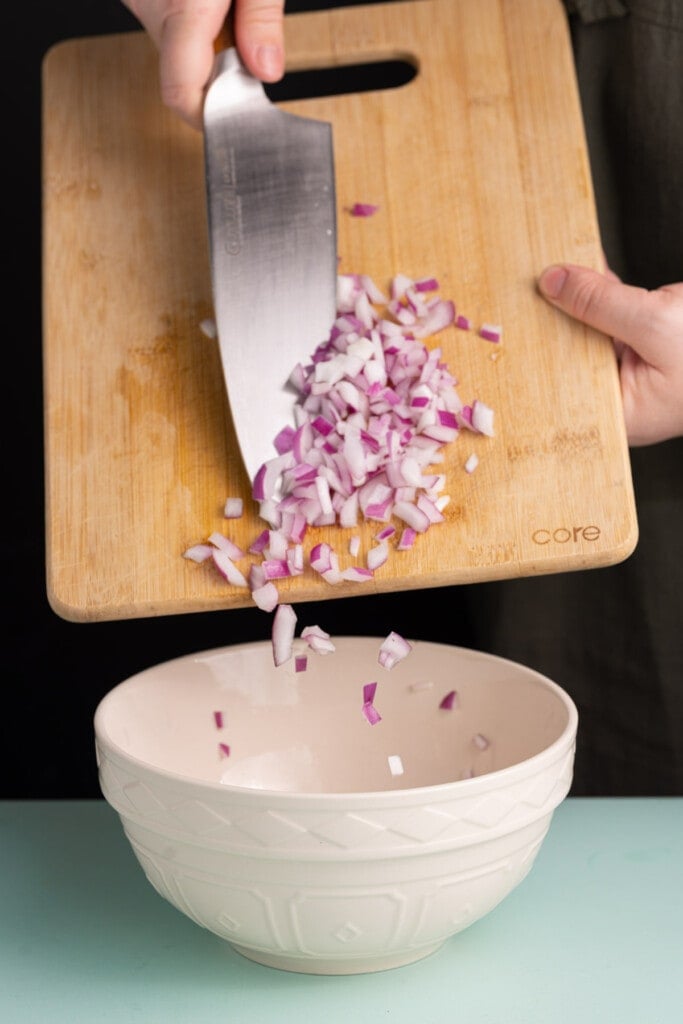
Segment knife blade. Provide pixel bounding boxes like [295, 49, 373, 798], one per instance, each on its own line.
[203, 48, 338, 489]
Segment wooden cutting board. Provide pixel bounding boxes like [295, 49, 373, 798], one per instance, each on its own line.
[42, 0, 637, 623]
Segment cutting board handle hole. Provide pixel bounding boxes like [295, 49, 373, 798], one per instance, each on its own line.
[264, 59, 417, 102]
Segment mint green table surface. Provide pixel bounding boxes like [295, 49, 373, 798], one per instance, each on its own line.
[1, 798, 681, 1023]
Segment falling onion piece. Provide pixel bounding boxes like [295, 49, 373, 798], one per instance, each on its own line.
[439, 689, 459, 710]
[473, 733, 490, 750]
[218, 742, 231, 758]
[388, 754, 404, 776]
[213, 710, 224, 729]
[378, 631, 413, 670]
[272, 603, 297, 666]
[295, 655, 308, 673]
[301, 624, 336, 654]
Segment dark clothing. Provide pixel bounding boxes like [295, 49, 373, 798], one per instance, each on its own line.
[462, 0, 683, 795]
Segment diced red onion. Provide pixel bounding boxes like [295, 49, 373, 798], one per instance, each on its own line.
[387, 754, 404, 775]
[479, 323, 502, 343]
[301, 624, 336, 654]
[349, 202, 379, 217]
[366, 539, 389, 571]
[251, 580, 279, 611]
[471, 399, 495, 437]
[396, 527, 417, 550]
[190, 272, 498, 607]
[341, 566, 374, 582]
[439, 690, 459, 710]
[218, 742, 231, 758]
[362, 682, 381, 725]
[455, 314, 472, 330]
[378, 631, 412, 670]
[213, 710, 224, 729]
[208, 531, 245, 560]
[182, 543, 214, 563]
[211, 548, 248, 588]
[464, 453, 479, 474]
[362, 701, 382, 725]
[295, 654, 308, 673]
[262, 558, 291, 580]
[363, 681, 377, 704]
[473, 733, 490, 750]
[223, 497, 243, 519]
[272, 603, 297, 666]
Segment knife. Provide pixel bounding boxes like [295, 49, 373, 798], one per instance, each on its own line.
[203, 47, 338, 489]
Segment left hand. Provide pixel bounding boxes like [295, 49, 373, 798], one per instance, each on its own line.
[538, 264, 683, 447]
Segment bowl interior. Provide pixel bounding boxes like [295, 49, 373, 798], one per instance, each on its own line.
[95, 637, 575, 794]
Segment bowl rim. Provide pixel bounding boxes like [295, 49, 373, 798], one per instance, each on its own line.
[94, 638, 578, 803]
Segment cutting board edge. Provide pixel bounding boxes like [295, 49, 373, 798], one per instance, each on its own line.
[46, 518, 639, 623]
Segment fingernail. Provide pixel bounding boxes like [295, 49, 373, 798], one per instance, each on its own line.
[538, 265, 568, 299]
[255, 44, 283, 80]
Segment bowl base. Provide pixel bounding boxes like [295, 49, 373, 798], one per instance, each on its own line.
[228, 940, 445, 975]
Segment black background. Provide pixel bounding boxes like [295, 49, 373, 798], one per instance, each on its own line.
[6, 0, 489, 800]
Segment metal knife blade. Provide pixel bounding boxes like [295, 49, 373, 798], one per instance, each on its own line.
[203, 49, 338, 488]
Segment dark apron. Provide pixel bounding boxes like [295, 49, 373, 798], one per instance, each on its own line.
[464, 0, 683, 794]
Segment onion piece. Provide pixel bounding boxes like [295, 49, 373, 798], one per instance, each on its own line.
[388, 754, 404, 775]
[223, 497, 244, 519]
[439, 689, 459, 710]
[464, 453, 479, 474]
[471, 400, 495, 437]
[378, 631, 412, 670]
[349, 202, 379, 217]
[208, 532, 245, 561]
[251, 581, 279, 612]
[295, 654, 308, 673]
[396, 527, 417, 550]
[362, 681, 381, 725]
[362, 702, 382, 725]
[479, 323, 502, 343]
[301, 624, 336, 655]
[211, 549, 249, 588]
[182, 543, 214, 563]
[366, 540, 389, 571]
[218, 742, 231, 758]
[473, 733, 490, 750]
[272, 603, 297, 666]
[213, 710, 224, 729]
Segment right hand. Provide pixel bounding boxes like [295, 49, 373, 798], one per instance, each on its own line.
[122, 1, 286, 130]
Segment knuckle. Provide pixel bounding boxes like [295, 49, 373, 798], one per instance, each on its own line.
[568, 274, 604, 322]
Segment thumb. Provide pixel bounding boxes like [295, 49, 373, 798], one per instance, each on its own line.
[537, 263, 650, 351]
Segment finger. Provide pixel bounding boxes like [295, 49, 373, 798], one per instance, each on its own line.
[538, 263, 654, 350]
[233, 0, 285, 82]
[159, 2, 232, 129]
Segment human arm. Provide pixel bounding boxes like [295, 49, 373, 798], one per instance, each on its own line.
[121, 0, 285, 130]
[538, 264, 683, 447]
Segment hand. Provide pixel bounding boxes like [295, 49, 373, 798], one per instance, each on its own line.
[538, 264, 683, 447]
[123, 1, 285, 130]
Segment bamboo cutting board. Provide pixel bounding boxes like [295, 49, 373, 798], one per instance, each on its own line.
[42, 0, 637, 622]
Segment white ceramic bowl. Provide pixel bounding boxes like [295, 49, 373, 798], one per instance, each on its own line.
[94, 637, 577, 975]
